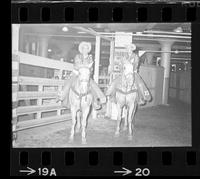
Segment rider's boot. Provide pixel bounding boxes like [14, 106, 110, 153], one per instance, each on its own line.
[138, 91, 145, 105]
[93, 98, 102, 110]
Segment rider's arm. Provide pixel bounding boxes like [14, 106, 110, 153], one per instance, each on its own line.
[131, 53, 140, 73]
[88, 54, 93, 63]
[74, 54, 81, 70]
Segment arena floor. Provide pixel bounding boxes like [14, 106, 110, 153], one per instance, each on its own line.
[16, 98, 191, 147]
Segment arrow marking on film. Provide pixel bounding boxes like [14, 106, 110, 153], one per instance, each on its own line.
[19, 167, 36, 175]
[114, 167, 132, 176]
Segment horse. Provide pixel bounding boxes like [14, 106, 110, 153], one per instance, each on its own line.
[106, 60, 138, 140]
[68, 62, 93, 144]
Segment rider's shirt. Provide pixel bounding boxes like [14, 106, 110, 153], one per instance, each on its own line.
[74, 54, 93, 70]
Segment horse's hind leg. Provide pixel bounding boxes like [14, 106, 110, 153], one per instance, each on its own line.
[81, 107, 90, 144]
[115, 104, 122, 137]
[69, 108, 77, 143]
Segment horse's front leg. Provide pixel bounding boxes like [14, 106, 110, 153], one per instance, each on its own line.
[75, 111, 81, 133]
[81, 106, 90, 144]
[127, 101, 137, 141]
[123, 106, 128, 131]
[115, 103, 122, 137]
[69, 107, 77, 143]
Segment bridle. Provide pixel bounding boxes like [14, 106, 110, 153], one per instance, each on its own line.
[115, 72, 138, 109]
[70, 83, 91, 98]
[116, 71, 137, 95]
[70, 67, 91, 112]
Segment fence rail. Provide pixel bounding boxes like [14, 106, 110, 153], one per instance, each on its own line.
[17, 104, 66, 115]
[15, 114, 71, 132]
[19, 52, 74, 71]
[18, 91, 58, 99]
[19, 76, 64, 86]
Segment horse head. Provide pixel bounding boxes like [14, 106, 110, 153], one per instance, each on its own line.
[122, 59, 134, 77]
[121, 60, 135, 89]
[77, 62, 93, 94]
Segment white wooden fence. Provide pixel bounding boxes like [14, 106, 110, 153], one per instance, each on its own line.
[12, 52, 110, 133]
[13, 52, 74, 132]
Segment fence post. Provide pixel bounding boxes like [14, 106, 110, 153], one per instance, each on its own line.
[12, 24, 20, 147]
[56, 65, 64, 116]
[37, 85, 43, 119]
[57, 84, 62, 116]
[12, 54, 20, 147]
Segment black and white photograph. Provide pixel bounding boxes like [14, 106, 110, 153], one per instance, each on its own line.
[12, 23, 191, 147]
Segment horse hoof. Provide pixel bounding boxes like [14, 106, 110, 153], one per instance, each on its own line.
[128, 135, 133, 141]
[114, 132, 120, 137]
[82, 139, 87, 145]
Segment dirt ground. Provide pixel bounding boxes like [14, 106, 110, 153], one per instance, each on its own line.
[16, 99, 191, 147]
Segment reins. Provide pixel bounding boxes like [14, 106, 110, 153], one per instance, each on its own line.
[70, 85, 90, 98]
[115, 88, 138, 95]
[70, 80, 91, 114]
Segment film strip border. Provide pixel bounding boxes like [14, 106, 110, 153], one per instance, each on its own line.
[11, 149, 200, 176]
[12, 2, 200, 23]
[11, 2, 200, 177]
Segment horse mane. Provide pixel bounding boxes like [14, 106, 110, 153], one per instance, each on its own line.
[113, 72, 135, 91]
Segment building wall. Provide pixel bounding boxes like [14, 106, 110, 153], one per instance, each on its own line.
[139, 65, 164, 107]
[169, 71, 191, 104]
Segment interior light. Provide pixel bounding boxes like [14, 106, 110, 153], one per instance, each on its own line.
[136, 32, 142, 35]
[48, 49, 52, 52]
[62, 26, 68, 32]
[174, 27, 183, 33]
[174, 50, 179, 54]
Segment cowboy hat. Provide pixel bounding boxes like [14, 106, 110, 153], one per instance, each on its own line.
[124, 43, 136, 51]
[78, 41, 92, 54]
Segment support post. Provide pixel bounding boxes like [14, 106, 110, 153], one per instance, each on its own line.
[12, 24, 20, 54]
[94, 36, 101, 83]
[106, 40, 115, 118]
[159, 40, 174, 105]
[93, 36, 101, 119]
[39, 36, 49, 58]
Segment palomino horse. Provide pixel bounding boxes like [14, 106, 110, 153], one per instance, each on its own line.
[68, 63, 93, 144]
[106, 61, 138, 140]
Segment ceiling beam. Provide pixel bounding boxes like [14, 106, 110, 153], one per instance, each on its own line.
[72, 26, 113, 42]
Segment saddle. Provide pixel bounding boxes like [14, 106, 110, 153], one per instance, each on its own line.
[107, 73, 151, 105]
[107, 74, 137, 103]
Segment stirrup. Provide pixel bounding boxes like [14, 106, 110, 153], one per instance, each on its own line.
[138, 99, 145, 105]
[93, 102, 102, 110]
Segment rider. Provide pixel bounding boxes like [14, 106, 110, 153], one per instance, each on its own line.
[124, 43, 151, 104]
[106, 43, 151, 105]
[58, 41, 106, 109]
